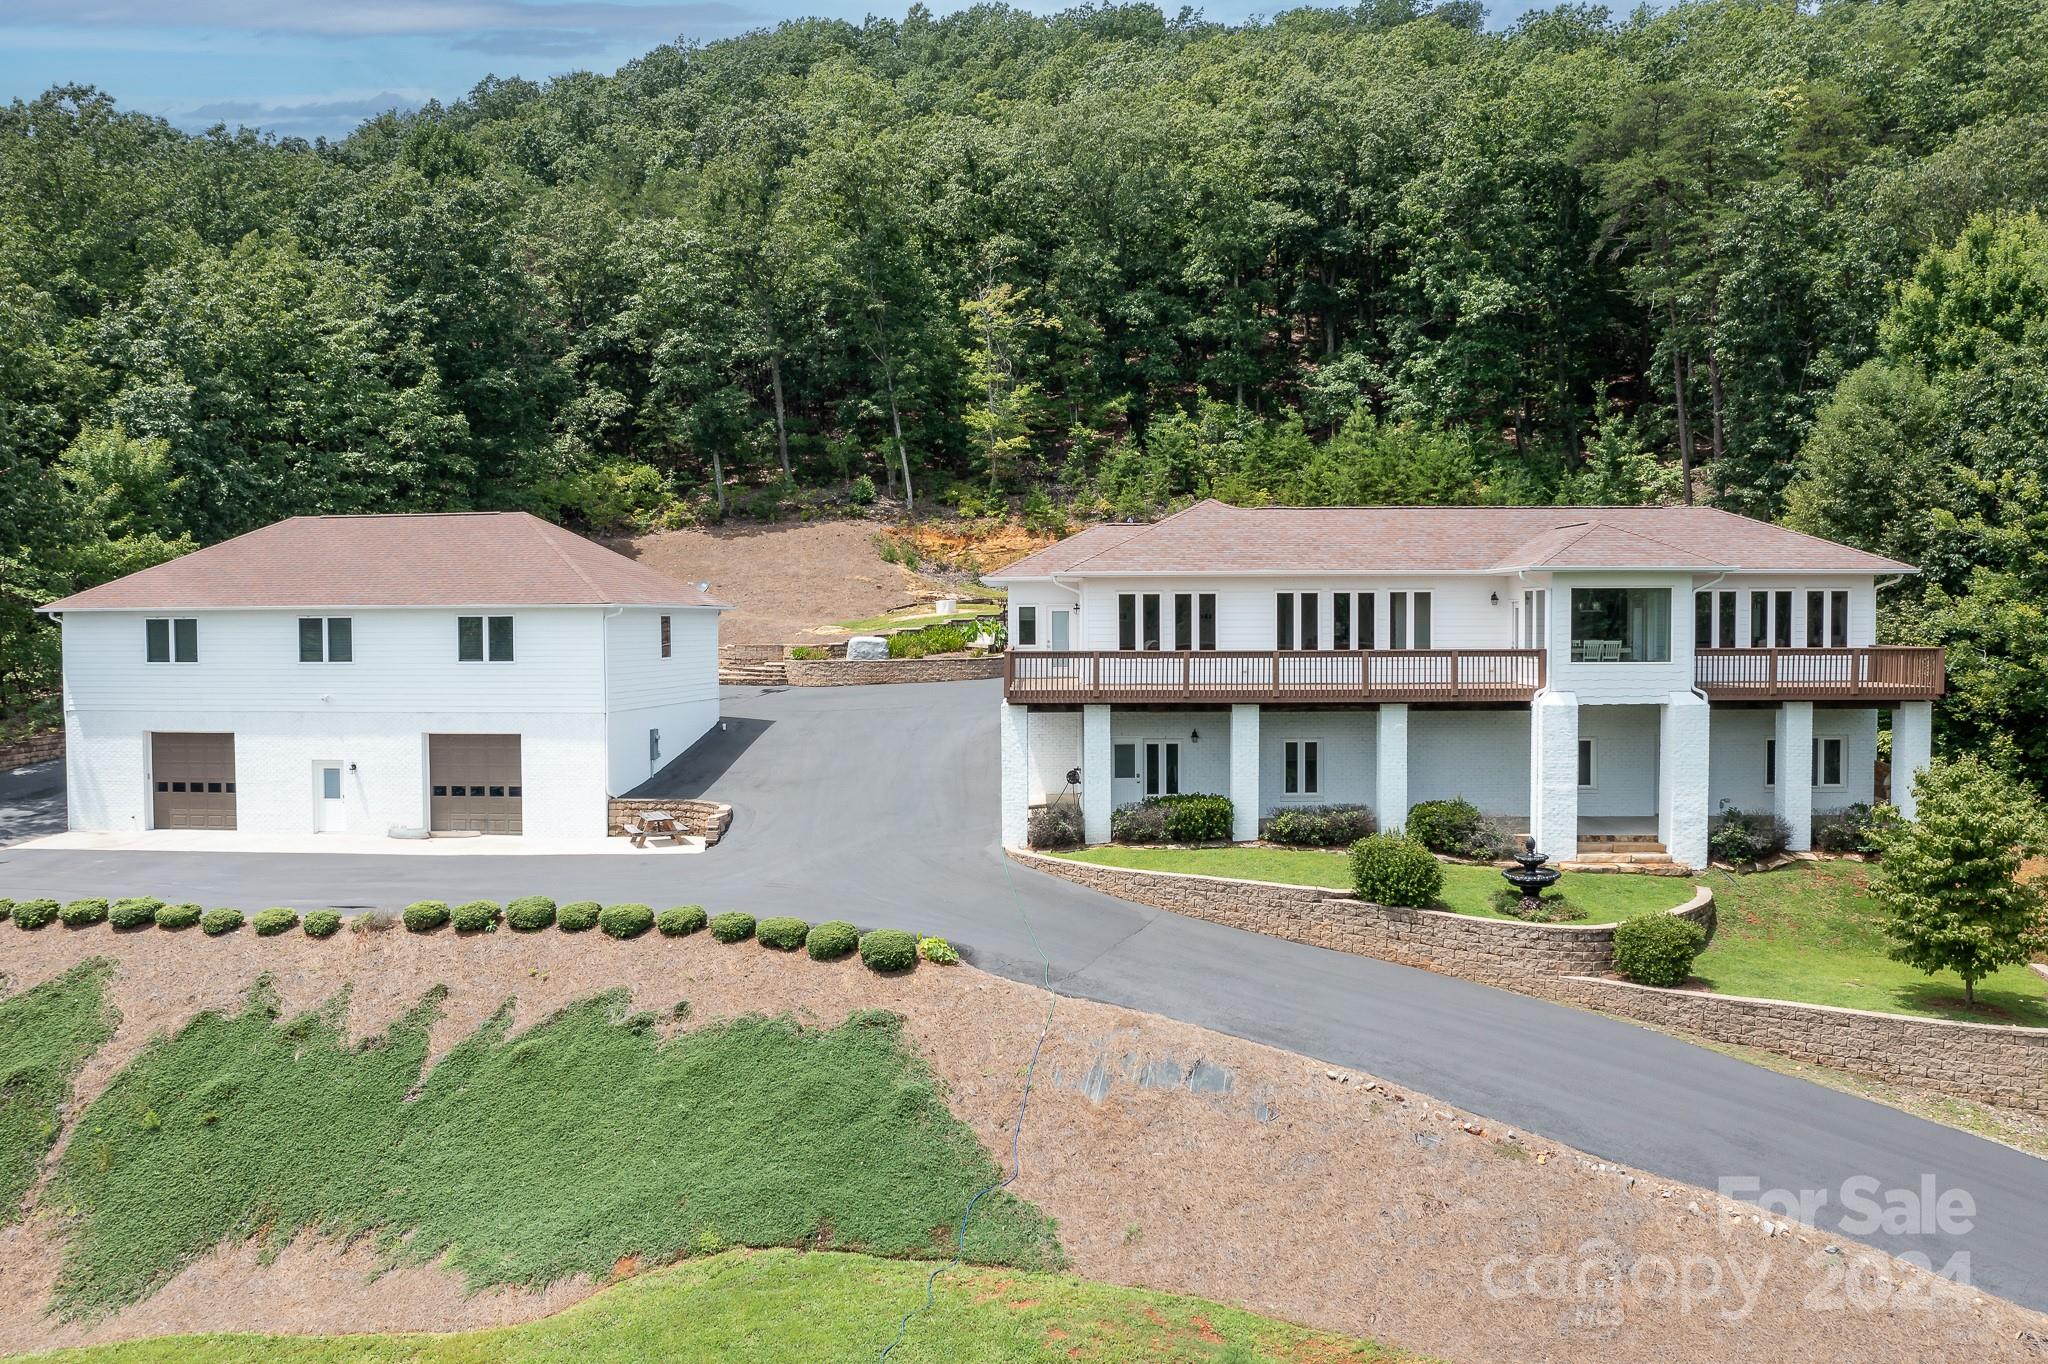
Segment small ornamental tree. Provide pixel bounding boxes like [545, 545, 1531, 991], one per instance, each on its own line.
[1874, 755, 2048, 1008]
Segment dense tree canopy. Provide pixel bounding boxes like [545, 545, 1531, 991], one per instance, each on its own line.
[5, 0, 2048, 760]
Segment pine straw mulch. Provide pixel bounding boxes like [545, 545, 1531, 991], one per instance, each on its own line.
[3, 922, 2046, 1364]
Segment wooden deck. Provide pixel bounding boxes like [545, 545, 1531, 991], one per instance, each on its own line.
[1003, 646, 1945, 705]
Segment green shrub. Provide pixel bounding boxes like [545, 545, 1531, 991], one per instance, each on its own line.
[109, 897, 163, 930]
[1488, 886, 1584, 924]
[848, 472, 878, 506]
[754, 916, 808, 950]
[1612, 914, 1709, 986]
[1157, 793, 1233, 842]
[1812, 802, 1905, 856]
[0, 898, 12, 924]
[1348, 835, 1444, 908]
[60, 898, 109, 928]
[709, 911, 756, 944]
[788, 645, 827, 661]
[1028, 803, 1084, 850]
[403, 900, 450, 933]
[1109, 801, 1167, 843]
[153, 902, 201, 930]
[859, 928, 919, 971]
[917, 935, 960, 965]
[1403, 798, 1504, 857]
[200, 908, 244, 936]
[656, 904, 707, 937]
[888, 623, 970, 659]
[451, 900, 502, 934]
[302, 910, 343, 939]
[506, 896, 556, 931]
[598, 903, 654, 939]
[13, 898, 59, 930]
[557, 900, 601, 932]
[1263, 804, 1376, 848]
[1709, 807, 1792, 865]
[806, 920, 860, 960]
[252, 907, 298, 936]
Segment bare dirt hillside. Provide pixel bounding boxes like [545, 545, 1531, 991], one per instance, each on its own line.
[4, 925, 2043, 1364]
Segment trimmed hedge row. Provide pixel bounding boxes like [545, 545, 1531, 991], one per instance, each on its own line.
[2, 893, 962, 976]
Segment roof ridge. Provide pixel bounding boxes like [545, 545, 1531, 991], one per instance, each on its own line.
[1057, 499, 1212, 573]
[524, 514, 610, 601]
[1581, 515, 1727, 565]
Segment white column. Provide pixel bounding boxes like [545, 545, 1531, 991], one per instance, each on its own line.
[1228, 704, 1261, 842]
[1775, 701, 1814, 852]
[1529, 691, 1579, 859]
[1659, 692, 1711, 869]
[1892, 701, 1934, 821]
[1082, 704, 1113, 846]
[1000, 702, 1029, 849]
[1376, 703, 1410, 834]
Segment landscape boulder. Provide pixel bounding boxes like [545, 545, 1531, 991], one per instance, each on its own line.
[846, 635, 889, 661]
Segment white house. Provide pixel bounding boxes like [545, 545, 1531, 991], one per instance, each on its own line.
[987, 500, 1943, 869]
[41, 512, 728, 841]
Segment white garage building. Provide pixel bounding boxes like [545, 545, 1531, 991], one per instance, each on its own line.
[42, 512, 727, 841]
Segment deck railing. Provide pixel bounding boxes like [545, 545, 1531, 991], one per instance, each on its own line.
[1693, 647, 1944, 700]
[1003, 648, 1545, 704]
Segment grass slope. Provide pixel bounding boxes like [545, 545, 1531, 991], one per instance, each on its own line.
[0, 961, 118, 1225]
[1696, 863, 2048, 1027]
[1056, 847, 1684, 921]
[49, 986, 1057, 1317]
[14, 1248, 1415, 1363]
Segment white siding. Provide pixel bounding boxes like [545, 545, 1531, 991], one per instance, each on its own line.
[1409, 709, 1531, 816]
[1072, 575, 1516, 652]
[1545, 572, 1695, 704]
[603, 607, 721, 795]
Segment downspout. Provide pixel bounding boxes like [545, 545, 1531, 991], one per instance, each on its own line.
[600, 607, 624, 797]
[1690, 571, 1727, 704]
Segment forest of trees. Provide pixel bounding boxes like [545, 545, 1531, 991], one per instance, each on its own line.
[4, 0, 2047, 771]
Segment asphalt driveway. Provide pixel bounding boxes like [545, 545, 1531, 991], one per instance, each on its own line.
[2, 680, 2045, 1312]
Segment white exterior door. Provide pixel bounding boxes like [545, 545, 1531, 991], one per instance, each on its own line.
[316, 763, 346, 832]
[1049, 609, 1071, 651]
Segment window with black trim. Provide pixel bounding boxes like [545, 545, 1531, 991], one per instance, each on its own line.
[1577, 737, 1596, 789]
[146, 617, 199, 663]
[1118, 593, 1162, 650]
[1017, 606, 1038, 647]
[1197, 593, 1216, 650]
[458, 615, 515, 661]
[1389, 591, 1431, 649]
[1815, 736, 1845, 787]
[1276, 592, 1295, 649]
[299, 617, 352, 662]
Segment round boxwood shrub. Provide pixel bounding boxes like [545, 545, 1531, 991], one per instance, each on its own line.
[303, 910, 343, 939]
[858, 928, 919, 972]
[252, 907, 299, 936]
[599, 903, 654, 939]
[709, 911, 756, 944]
[918, 935, 960, 965]
[60, 898, 109, 928]
[506, 895, 557, 932]
[657, 904, 707, 937]
[154, 901, 202, 930]
[1348, 834, 1444, 908]
[1613, 914, 1709, 987]
[557, 900, 601, 932]
[451, 900, 502, 934]
[756, 916, 809, 950]
[200, 908, 244, 936]
[806, 920, 859, 961]
[12, 898, 59, 930]
[110, 896, 163, 930]
[402, 900, 450, 933]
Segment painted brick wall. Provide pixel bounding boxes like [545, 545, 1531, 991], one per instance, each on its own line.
[1409, 708, 1530, 814]
[1025, 708, 1082, 804]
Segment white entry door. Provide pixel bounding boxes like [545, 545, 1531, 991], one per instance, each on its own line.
[1049, 609, 1071, 650]
[316, 763, 346, 832]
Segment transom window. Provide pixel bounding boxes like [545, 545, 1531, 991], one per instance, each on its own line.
[298, 617, 352, 663]
[1283, 740, 1320, 796]
[458, 615, 515, 662]
[145, 617, 198, 664]
[1569, 588, 1670, 662]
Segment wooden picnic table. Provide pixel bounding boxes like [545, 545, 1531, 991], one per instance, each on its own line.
[641, 810, 678, 842]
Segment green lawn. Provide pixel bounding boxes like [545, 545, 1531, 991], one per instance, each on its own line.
[0, 961, 118, 1225]
[1054, 846, 1687, 922]
[1695, 862, 2048, 1027]
[11, 1248, 1415, 1364]
[833, 606, 1004, 634]
[48, 986, 1057, 1318]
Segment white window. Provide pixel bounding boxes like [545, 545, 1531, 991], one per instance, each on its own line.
[1389, 591, 1431, 649]
[1815, 736, 1845, 787]
[1751, 589, 1794, 648]
[1172, 593, 1216, 650]
[299, 617, 352, 663]
[1693, 590, 1736, 649]
[1142, 740, 1181, 797]
[1805, 589, 1851, 649]
[1112, 743, 1138, 780]
[458, 615, 514, 662]
[1577, 737, 1597, 790]
[1016, 605, 1038, 647]
[1520, 589, 1548, 649]
[145, 617, 198, 664]
[1283, 740, 1320, 796]
[1119, 593, 1162, 650]
[1275, 592, 1318, 649]
[1334, 592, 1375, 649]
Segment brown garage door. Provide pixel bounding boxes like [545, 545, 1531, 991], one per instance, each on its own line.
[151, 733, 237, 830]
[429, 734, 523, 834]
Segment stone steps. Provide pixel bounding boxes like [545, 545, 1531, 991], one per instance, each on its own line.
[720, 663, 788, 686]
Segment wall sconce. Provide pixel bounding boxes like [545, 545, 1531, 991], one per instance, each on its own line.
[1490, 592, 1499, 605]
[1190, 728, 1200, 743]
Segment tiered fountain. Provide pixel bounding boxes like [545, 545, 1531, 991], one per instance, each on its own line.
[1500, 836, 1561, 917]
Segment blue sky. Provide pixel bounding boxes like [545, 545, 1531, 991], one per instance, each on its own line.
[3, 0, 1538, 141]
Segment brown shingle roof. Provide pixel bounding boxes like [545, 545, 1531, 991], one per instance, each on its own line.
[989, 500, 1914, 577]
[41, 513, 730, 612]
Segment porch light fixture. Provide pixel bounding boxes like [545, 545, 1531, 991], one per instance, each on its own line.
[1190, 728, 1200, 743]
[1490, 592, 1499, 605]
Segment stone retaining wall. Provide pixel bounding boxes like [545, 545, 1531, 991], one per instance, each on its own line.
[1008, 849, 1714, 986]
[0, 731, 63, 770]
[783, 656, 1004, 686]
[605, 798, 733, 845]
[1547, 977, 2048, 1113]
